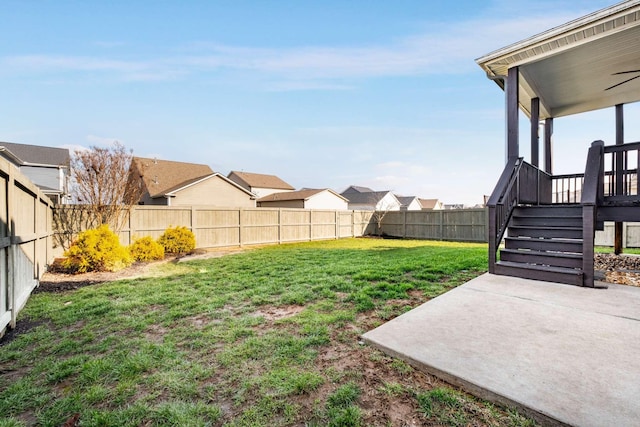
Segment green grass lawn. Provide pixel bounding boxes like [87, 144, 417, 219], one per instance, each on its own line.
[595, 246, 640, 254]
[0, 238, 537, 426]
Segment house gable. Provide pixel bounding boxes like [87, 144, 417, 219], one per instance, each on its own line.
[258, 188, 348, 209]
[419, 198, 444, 210]
[130, 158, 255, 207]
[131, 157, 213, 199]
[342, 190, 401, 211]
[396, 196, 422, 211]
[227, 171, 294, 198]
[0, 142, 70, 203]
[341, 185, 374, 195]
[166, 174, 256, 207]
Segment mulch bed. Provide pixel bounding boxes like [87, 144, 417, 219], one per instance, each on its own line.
[595, 253, 640, 287]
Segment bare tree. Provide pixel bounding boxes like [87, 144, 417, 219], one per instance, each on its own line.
[53, 142, 143, 249]
[368, 191, 397, 236]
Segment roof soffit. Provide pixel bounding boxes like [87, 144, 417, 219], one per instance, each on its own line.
[478, 3, 640, 77]
[478, 1, 640, 119]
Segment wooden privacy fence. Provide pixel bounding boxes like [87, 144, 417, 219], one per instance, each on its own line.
[595, 222, 640, 248]
[379, 209, 489, 242]
[1, 157, 54, 337]
[107, 206, 376, 248]
[52, 206, 490, 252]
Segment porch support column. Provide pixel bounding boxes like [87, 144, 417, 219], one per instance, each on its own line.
[506, 66, 520, 160]
[615, 104, 624, 254]
[530, 97, 540, 167]
[544, 118, 553, 174]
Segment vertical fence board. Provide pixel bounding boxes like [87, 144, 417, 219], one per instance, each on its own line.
[1, 158, 53, 337]
[380, 209, 488, 242]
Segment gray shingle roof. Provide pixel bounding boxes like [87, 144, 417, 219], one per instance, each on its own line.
[341, 185, 374, 194]
[342, 191, 389, 204]
[0, 142, 70, 166]
[396, 196, 418, 206]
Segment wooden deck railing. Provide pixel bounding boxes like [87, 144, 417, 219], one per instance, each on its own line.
[552, 174, 584, 204]
[487, 139, 638, 286]
[603, 141, 640, 202]
[550, 141, 640, 205]
[487, 157, 553, 272]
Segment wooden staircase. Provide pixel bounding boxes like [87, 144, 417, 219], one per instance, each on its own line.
[495, 205, 584, 286]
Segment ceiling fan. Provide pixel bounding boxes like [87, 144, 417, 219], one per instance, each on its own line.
[605, 70, 640, 91]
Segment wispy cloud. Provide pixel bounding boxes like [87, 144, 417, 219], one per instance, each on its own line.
[0, 7, 586, 88]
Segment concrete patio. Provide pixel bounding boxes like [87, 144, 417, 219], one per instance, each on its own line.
[362, 273, 640, 426]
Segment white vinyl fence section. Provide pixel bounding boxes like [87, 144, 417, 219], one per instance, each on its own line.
[1, 157, 54, 337]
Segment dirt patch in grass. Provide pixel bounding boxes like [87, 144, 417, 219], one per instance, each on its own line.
[2, 240, 539, 426]
[253, 305, 305, 321]
[0, 318, 52, 347]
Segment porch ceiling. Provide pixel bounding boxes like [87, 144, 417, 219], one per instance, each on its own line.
[476, 0, 640, 119]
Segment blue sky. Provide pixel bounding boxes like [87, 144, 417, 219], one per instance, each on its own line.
[1, 0, 632, 205]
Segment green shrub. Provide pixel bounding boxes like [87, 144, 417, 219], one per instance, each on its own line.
[62, 225, 132, 273]
[129, 236, 165, 262]
[158, 226, 196, 254]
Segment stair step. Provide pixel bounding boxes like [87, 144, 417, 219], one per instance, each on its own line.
[511, 216, 582, 227]
[495, 261, 583, 286]
[504, 237, 583, 253]
[499, 249, 583, 269]
[513, 206, 582, 217]
[508, 225, 583, 239]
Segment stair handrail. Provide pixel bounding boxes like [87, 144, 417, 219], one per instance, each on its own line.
[580, 140, 604, 287]
[487, 156, 524, 273]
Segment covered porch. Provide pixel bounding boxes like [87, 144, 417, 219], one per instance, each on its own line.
[476, 0, 640, 287]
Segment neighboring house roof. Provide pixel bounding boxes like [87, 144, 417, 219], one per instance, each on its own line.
[0, 141, 70, 167]
[444, 204, 465, 210]
[167, 173, 256, 198]
[258, 188, 348, 203]
[228, 171, 294, 190]
[131, 157, 215, 198]
[396, 196, 418, 206]
[132, 157, 256, 200]
[342, 190, 391, 205]
[341, 185, 374, 194]
[418, 198, 442, 210]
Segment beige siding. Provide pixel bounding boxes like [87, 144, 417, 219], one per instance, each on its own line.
[258, 199, 304, 209]
[171, 176, 255, 207]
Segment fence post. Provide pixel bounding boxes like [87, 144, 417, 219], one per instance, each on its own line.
[7, 174, 16, 328]
[190, 206, 197, 245]
[352, 211, 355, 237]
[403, 211, 407, 238]
[308, 210, 312, 241]
[128, 207, 136, 245]
[439, 210, 444, 240]
[335, 210, 339, 239]
[239, 209, 244, 247]
[278, 209, 282, 244]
